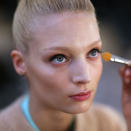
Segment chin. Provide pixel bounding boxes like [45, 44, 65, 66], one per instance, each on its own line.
[72, 96, 94, 114]
[63, 102, 92, 114]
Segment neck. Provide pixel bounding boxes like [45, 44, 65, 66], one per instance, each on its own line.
[29, 93, 74, 131]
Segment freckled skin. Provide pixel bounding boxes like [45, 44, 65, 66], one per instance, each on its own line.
[12, 11, 103, 131]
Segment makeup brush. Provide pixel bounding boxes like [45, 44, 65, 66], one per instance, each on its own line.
[102, 52, 131, 66]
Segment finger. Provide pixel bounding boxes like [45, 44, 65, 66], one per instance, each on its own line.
[121, 67, 131, 89]
[119, 66, 125, 77]
[124, 68, 131, 85]
[119, 65, 131, 78]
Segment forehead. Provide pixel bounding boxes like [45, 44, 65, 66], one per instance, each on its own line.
[29, 11, 100, 51]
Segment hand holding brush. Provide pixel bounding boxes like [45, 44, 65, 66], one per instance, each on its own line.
[102, 51, 131, 130]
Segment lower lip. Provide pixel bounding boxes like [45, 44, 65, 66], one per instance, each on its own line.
[69, 91, 91, 101]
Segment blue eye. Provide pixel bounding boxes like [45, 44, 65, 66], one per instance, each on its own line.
[88, 49, 101, 58]
[50, 54, 67, 64]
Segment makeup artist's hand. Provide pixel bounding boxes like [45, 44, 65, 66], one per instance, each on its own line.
[119, 65, 131, 131]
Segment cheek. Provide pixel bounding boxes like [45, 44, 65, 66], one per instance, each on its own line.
[91, 61, 103, 84]
[41, 72, 68, 90]
[27, 63, 69, 92]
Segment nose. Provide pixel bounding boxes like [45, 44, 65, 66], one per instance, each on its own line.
[70, 59, 91, 85]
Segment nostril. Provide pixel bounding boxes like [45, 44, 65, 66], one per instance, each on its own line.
[72, 75, 91, 84]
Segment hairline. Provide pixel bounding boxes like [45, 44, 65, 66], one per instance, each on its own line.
[13, 0, 96, 54]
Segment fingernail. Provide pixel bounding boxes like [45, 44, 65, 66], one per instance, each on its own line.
[125, 69, 131, 76]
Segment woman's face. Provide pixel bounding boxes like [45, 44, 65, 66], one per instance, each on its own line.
[24, 11, 102, 113]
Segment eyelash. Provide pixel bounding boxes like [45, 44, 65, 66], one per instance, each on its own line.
[49, 54, 66, 60]
[88, 48, 101, 58]
[49, 54, 69, 64]
[49, 48, 101, 65]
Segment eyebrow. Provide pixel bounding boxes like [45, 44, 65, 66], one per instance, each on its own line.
[42, 39, 101, 52]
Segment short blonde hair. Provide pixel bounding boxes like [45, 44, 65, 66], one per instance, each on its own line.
[13, 0, 95, 53]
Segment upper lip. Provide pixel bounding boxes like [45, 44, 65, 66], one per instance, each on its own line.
[70, 90, 91, 97]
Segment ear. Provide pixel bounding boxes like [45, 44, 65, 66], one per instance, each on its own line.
[11, 50, 26, 76]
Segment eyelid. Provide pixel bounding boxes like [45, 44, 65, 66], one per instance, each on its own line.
[49, 54, 66, 61]
[89, 48, 102, 53]
[49, 54, 71, 65]
[87, 48, 102, 59]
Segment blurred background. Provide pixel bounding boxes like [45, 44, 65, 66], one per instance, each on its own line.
[0, 0, 131, 113]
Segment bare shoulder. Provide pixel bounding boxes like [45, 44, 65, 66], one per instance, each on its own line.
[87, 103, 127, 131]
[0, 96, 25, 130]
[76, 103, 127, 131]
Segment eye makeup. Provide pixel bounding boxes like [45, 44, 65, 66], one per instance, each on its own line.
[88, 48, 101, 58]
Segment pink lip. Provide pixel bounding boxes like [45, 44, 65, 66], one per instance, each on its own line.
[69, 91, 91, 101]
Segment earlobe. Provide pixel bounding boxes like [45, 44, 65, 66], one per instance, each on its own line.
[11, 50, 26, 76]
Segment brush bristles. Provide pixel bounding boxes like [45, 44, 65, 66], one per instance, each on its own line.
[102, 52, 112, 61]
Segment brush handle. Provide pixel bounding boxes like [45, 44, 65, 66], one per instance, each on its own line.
[111, 55, 131, 66]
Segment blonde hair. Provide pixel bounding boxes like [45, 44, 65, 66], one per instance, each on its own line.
[13, 0, 95, 53]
